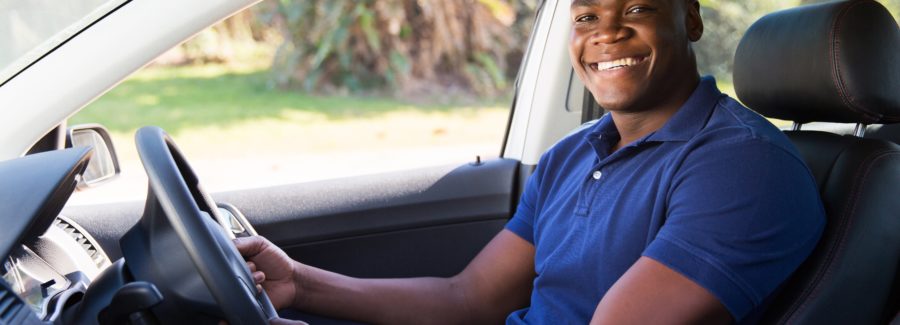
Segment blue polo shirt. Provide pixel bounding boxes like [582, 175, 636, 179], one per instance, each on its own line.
[505, 77, 825, 324]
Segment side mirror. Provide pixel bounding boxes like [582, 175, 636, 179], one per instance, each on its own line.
[67, 124, 121, 189]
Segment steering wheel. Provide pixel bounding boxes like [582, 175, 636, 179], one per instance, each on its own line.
[131, 126, 277, 324]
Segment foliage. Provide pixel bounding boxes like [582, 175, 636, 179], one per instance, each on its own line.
[168, 0, 897, 97]
[261, 0, 537, 97]
[155, 11, 280, 66]
[694, 0, 801, 83]
[71, 64, 507, 135]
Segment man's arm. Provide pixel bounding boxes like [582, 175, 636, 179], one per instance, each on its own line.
[236, 229, 534, 324]
[601, 139, 824, 324]
[589, 257, 732, 325]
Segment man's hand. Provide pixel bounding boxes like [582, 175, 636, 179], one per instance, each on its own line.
[220, 318, 308, 325]
[233, 236, 300, 310]
[232, 230, 534, 323]
[269, 318, 308, 325]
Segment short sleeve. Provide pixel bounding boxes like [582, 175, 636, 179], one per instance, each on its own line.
[642, 138, 825, 321]
[505, 155, 550, 244]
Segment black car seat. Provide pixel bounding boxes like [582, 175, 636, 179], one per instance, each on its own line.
[802, 122, 900, 146]
[867, 124, 900, 144]
[732, 1, 900, 324]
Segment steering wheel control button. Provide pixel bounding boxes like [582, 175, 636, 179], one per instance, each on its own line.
[592, 170, 603, 180]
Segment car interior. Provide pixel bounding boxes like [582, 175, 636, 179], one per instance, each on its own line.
[0, 0, 898, 324]
[731, 1, 900, 323]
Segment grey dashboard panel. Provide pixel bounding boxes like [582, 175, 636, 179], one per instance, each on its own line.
[61, 201, 144, 261]
[63, 158, 520, 261]
[0, 147, 90, 260]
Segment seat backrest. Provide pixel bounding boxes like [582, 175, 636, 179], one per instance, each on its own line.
[733, 1, 900, 324]
[867, 124, 900, 145]
[767, 132, 900, 324]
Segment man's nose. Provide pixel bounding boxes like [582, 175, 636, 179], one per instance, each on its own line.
[590, 16, 629, 45]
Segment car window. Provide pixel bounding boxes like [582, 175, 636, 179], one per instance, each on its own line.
[0, 0, 127, 84]
[67, 1, 537, 205]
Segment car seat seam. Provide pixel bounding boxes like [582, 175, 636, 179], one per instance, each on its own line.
[829, 1, 879, 123]
[782, 149, 900, 323]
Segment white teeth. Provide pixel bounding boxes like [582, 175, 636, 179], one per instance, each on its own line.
[594, 57, 643, 71]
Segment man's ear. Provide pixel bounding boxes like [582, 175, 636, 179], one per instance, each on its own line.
[686, 0, 703, 42]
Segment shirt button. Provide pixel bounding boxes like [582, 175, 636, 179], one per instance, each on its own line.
[592, 170, 602, 180]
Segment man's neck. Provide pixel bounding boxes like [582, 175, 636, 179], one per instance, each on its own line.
[609, 108, 679, 151]
[609, 77, 701, 152]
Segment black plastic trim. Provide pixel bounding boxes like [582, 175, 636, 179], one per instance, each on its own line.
[26, 122, 67, 155]
[0, 147, 91, 260]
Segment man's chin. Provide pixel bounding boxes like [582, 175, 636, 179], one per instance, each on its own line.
[593, 94, 640, 113]
[591, 82, 665, 113]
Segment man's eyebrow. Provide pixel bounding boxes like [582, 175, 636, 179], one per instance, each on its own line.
[571, 0, 600, 8]
[571, 0, 667, 7]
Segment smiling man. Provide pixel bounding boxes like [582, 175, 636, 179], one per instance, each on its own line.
[236, 0, 825, 324]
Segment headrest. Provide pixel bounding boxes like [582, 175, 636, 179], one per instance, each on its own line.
[734, 1, 900, 124]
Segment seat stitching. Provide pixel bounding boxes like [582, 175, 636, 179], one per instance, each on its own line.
[783, 149, 898, 323]
[780, 149, 900, 323]
[829, 1, 880, 122]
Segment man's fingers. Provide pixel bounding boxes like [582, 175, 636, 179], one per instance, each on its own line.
[228, 317, 309, 325]
[253, 271, 266, 284]
[233, 236, 267, 257]
[256, 284, 263, 294]
[270, 318, 309, 325]
[247, 261, 257, 272]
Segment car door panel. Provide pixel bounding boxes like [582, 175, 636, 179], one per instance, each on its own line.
[285, 219, 507, 278]
[64, 158, 519, 277]
[215, 158, 520, 277]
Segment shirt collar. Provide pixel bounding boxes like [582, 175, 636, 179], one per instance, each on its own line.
[645, 76, 723, 142]
[584, 76, 723, 156]
[584, 111, 620, 158]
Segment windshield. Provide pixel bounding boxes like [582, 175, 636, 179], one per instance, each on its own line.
[0, 0, 127, 83]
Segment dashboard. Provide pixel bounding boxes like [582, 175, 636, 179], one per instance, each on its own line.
[1, 215, 112, 321]
[0, 145, 259, 324]
[0, 147, 102, 324]
[3, 246, 69, 317]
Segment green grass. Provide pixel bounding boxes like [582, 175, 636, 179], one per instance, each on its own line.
[71, 64, 508, 135]
[66, 63, 513, 205]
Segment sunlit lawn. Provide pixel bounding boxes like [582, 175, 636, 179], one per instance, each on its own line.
[69, 64, 510, 204]
[72, 63, 510, 152]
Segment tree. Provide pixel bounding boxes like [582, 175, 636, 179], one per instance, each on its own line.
[263, 0, 537, 97]
[694, 0, 801, 84]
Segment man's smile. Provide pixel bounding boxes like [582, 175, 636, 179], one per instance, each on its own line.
[586, 55, 649, 72]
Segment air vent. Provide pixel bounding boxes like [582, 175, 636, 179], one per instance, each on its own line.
[52, 217, 108, 269]
[0, 288, 26, 323]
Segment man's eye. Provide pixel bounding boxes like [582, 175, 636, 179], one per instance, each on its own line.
[575, 15, 597, 23]
[627, 6, 654, 14]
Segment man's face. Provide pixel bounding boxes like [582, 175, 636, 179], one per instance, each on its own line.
[569, 0, 703, 112]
